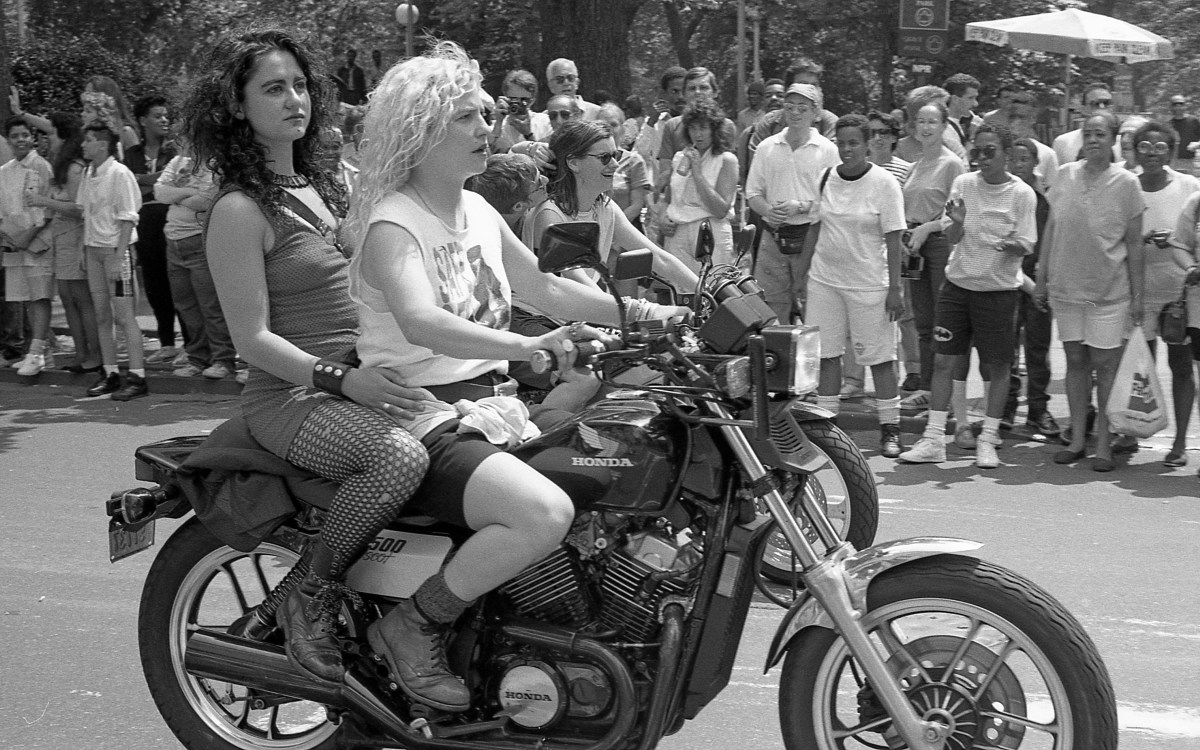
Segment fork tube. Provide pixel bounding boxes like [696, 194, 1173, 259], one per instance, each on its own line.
[708, 402, 945, 750]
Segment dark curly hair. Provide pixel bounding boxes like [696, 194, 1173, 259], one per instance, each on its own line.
[181, 27, 345, 217]
[681, 97, 730, 154]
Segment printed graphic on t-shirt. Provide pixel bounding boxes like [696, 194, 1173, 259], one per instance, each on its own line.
[430, 241, 510, 330]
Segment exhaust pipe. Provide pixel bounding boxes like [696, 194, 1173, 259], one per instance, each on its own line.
[185, 629, 412, 738]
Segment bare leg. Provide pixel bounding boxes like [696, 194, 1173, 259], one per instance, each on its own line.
[818, 355, 842, 397]
[1167, 342, 1196, 458]
[869, 360, 898, 400]
[1090, 344, 1123, 462]
[982, 358, 1013, 419]
[444, 452, 575, 600]
[1061, 342, 1092, 454]
[85, 249, 118, 367]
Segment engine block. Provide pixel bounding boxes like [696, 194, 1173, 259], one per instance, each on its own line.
[499, 546, 593, 628]
[598, 550, 691, 641]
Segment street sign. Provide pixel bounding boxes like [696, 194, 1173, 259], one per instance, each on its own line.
[898, 30, 948, 58]
[900, 0, 949, 31]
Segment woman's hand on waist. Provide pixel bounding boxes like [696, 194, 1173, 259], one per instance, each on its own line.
[343, 366, 435, 420]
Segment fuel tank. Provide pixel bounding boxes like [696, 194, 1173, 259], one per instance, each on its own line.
[509, 395, 687, 514]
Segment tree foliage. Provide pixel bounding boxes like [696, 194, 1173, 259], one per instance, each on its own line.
[6, 0, 1198, 126]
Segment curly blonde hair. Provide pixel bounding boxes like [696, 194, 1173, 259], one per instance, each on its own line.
[343, 40, 481, 253]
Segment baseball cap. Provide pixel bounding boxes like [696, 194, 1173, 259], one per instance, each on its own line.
[1170, 94, 1187, 104]
[785, 83, 820, 104]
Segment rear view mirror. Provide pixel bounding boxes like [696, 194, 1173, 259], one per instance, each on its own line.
[694, 219, 714, 261]
[734, 224, 757, 261]
[608, 247, 653, 281]
[537, 222, 601, 274]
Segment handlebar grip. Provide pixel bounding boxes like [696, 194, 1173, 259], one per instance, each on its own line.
[529, 340, 609, 375]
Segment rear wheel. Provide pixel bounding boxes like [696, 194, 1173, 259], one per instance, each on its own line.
[757, 419, 878, 594]
[779, 555, 1118, 750]
[138, 517, 339, 750]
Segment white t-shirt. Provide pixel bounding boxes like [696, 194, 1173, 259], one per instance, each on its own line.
[76, 157, 141, 247]
[945, 172, 1037, 292]
[1142, 168, 1200, 306]
[810, 164, 906, 291]
[351, 190, 512, 388]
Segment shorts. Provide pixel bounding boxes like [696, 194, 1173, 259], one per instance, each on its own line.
[406, 421, 503, 528]
[805, 279, 896, 366]
[1189, 328, 1200, 360]
[4, 265, 54, 302]
[1052, 299, 1130, 350]
[86, 245, 135, 298]
[931, 282, 1020, 360]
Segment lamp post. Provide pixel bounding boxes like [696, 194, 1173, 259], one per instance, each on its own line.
[395, 3, 419, 59]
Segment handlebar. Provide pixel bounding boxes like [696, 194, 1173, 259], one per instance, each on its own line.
[529, 339, 609, 375]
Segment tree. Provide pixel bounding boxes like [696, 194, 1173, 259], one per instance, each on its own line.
[538, 0, 650, 100]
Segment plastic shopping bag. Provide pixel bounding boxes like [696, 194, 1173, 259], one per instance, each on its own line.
[1105, 328, 1168, 439]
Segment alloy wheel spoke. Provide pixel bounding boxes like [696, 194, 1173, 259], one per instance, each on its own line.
[876, 619, 932, 684]
[938, 616, 984, 683]
[220, 561, 252, 613]
[970, 637, 1020, 700]
[980, 706, 1060, 735]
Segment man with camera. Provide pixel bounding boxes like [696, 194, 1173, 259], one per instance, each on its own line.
[494, 69, 551, 153]
[743, 83, 840, 324]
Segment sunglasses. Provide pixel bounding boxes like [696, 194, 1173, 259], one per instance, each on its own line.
[868, 127, 895, 137]
[581, 150, 624, 166]
[969, 144, 999, 160]
[552, 74, 579, 84]
[1087, 99, 1112, 108]
[1136, 140, 1171, 155]
[546, 109, 575, 121]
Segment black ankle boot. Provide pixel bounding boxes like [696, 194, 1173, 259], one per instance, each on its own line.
[276, 541, 358, 682]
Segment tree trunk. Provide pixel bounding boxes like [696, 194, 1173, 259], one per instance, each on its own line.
[540, 0, 648, 100]
[661, 0, 694, 69]
[0, 14, 12, 121]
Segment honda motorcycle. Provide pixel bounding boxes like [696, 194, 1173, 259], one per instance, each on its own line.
[106, 222, 1116, 750]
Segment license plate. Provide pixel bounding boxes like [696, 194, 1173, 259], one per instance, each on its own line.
[109, 519, 155, 562]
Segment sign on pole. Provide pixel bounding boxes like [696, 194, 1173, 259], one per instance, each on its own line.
[900, 0, 949, 31]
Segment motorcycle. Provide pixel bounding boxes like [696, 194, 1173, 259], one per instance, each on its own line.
[106, 221, 1117, 750]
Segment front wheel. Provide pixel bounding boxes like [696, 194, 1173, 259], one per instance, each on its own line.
[138, 517, 339, 750]
[757, 419, 879, 587]
[779, 554, 1117, 750]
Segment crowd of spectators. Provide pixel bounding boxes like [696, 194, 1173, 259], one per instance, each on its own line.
[3, 46, 1198, 480]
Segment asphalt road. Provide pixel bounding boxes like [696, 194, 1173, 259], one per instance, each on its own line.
[1, 383, 1197, 749]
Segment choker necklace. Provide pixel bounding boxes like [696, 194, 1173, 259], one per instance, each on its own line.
[272, 172, 310, 189]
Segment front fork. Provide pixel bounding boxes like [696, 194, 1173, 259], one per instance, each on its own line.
[713, 408, 950, 750]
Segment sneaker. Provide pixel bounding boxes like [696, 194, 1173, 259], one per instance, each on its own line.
[839, 382, 866, 400]
[899, 436, 946, 463]
[174, 362, 204, 378]
[145, 346, 180, 365]
[203, 362, 233, 380]
[953, 425, 977, 450]
[1025, 411, 1061, 438]
[172, 349, 190, 367]
[899, 390, 930, 408]
[900, 373, 922, 392]
[976, 438, 1001, 469]
[112, 373, 149, 401]
[880, 424, 904, 458]
[367, 599, 470, 712]
[15, 352, 45, 377]
[86, 372, 122, 397]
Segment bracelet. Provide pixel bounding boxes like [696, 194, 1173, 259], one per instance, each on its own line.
[312, 359, 352, 396]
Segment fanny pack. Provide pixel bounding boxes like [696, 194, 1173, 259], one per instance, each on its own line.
[772, 168, 832, 255]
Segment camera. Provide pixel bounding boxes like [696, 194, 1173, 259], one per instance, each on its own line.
[1147, 229, 1172, 248]
[901, 253, 925, 280]
[507, 98, 528, 117]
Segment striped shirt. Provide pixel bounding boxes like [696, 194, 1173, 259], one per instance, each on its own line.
[945, 172, 1037, 292]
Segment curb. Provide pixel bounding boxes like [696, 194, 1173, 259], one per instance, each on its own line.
[0, 363, 243, 397]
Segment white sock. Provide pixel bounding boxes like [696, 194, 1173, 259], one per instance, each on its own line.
[925, 410, 948, 439]
[104, 365, 120, 376]
[877, 396, 901, 426]
[129, 368, 146, 378]
[29, 338, 46, 355]
[951, 380, 969, 428]
[982, 417, 1000, 443]
[817, 394, 840, 416]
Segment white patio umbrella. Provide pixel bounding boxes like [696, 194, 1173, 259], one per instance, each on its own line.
[964, 8, 1173, 63]
[965, 9, 1173, 128]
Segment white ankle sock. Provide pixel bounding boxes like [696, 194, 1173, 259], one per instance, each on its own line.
[925, 410, 948, 438]
[951, 380, 968, 427]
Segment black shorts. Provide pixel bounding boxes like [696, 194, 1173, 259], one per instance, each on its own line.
[404, 407, 573, 528]
[1189, 327, 1200, 360]
[932, 282, 1020, 360]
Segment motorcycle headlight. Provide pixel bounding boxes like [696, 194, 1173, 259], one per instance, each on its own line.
[761, 325, 820, 395]
[712, 356, 751, 399]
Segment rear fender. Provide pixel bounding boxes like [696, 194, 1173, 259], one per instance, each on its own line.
[763, 537, 982, 671]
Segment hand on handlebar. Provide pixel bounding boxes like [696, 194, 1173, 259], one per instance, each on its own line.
[530, 323, 618, 375]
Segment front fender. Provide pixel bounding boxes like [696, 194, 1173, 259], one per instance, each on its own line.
[763, 537, 982, 671]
